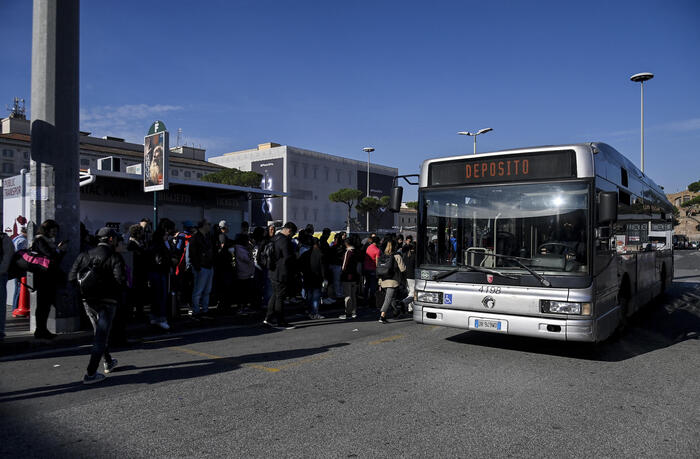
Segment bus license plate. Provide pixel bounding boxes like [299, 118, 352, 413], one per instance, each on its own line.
[470, 318, 507, 332]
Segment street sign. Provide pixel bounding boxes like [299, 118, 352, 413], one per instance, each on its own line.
[148, 120, 167, 135]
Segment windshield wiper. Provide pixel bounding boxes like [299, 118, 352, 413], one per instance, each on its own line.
[432, 265, 518, 282]
[465, 249, 551, 287]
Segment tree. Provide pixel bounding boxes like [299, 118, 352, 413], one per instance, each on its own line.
[688, 180, 700, 193]
[355, 196, 391, 231]
[405, 201, 418, 210]
[329, 188, 364, 233]
[202, 168, 262, 188]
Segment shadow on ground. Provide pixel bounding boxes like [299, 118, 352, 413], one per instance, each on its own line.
[445, 281, 700, 362]
[0, 341, 349, 404]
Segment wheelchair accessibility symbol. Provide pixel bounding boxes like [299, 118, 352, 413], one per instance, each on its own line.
[443, 294, 452, 305]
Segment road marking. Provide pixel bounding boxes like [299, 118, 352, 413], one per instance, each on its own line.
[244, 363, 281, 373]
[276, 353, 330, 370]
[167, 346, 330, 373]
[169, 346, 223, 360]
[369, 334, 405, 345]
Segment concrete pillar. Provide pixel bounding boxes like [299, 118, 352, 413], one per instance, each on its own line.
[29, 0, 81, 333]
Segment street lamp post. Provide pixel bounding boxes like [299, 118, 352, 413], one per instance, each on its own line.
[458, 128, 493, 154]
[630, 72, 654, 173]
[363, 147, 375, 231]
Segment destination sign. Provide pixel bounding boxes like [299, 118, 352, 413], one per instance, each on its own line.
[428, 150, 577, 186]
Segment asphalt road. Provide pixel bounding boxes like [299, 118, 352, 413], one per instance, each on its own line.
[1, 252, 699, 458]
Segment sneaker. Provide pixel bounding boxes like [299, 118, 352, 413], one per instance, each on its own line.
[339, 314, 348, 320]
[316, 314, 325, 319]
[263, 319, 276, 327]
[103, 359, 118, 374]
[351, 314, 357, 319]
[277, 322, 296, 330]
[308, 313, 317, 320]
[157, 321, 170, 330]
[379, 317, 388, 324]
[83, 373, 106, 385]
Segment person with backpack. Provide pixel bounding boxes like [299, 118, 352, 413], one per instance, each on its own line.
[31, 219, 68, 340]
[188, 219, 215, 320]
[264, 221, 298, 329]
[0, 230, 16, 341]
[376, 238, 407, 323]
[68, 227, 126, 384]
[339, 236, 361, 320]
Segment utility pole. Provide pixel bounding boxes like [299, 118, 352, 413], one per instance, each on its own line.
[29, 0, 81, 333]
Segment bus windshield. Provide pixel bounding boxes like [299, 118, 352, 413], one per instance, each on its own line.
[419, 181, 590, 274]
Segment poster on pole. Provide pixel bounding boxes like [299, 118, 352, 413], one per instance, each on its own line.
[144, 121, 169, 192]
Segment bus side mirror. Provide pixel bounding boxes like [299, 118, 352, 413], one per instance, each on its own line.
[389, 186, 403, 213]
[598, 191, 618, 225]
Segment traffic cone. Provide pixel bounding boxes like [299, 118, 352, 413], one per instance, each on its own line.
[12, 277, 30, 318]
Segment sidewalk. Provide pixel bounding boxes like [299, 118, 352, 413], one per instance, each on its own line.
[1, 298, 359, 358]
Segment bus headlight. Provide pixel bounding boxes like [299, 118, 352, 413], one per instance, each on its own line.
[540, 300, 591, 315]
[416, 291, 443, 304]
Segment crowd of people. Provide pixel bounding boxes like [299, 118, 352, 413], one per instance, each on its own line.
[0, 216, 417, 384]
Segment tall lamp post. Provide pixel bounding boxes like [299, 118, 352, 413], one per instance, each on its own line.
[363, 147, 375, 231]
[630, 72, 654, 173]
[458, 128, 493, 154]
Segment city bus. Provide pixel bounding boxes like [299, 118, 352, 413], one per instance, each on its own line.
[391, 143, 674, 342]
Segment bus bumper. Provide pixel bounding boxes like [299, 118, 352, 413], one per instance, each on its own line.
[413, 304, 595, 342]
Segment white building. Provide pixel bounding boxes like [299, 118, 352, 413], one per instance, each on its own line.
[209, 142, 398, 231]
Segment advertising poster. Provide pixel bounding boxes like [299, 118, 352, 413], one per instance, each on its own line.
[251, 158, 284, 226]
[357, 170, 395, 230]
[144, 131, 169, 192]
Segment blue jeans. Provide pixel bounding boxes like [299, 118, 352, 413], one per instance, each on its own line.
[83, 301, 117, 375]
[12, 278, 20, 311]
[191, 267, 213, 314]
[0, 274, 7, 338]
[330, 265, 343, 298]
[307, 288, 321, 315]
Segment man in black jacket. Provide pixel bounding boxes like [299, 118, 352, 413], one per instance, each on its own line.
[264, 221, 297, 329]
[188, 219, 215, 319]
[69, 227, 126, 385]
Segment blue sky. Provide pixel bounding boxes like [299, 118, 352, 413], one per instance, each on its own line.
[2, 0, 699, 199]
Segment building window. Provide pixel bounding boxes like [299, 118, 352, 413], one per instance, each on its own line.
[293, 163, 298, 177]
[171, 170, 179, 176]
[347, 170, 352, 184]
[313, 166, 318, 179]
[2, 149, 13, 158]
[325, 167, 329, 181]
[336, 169, 341, 182]
[2, 163, 14, 173]
[196, 173, 202, 178]
[23, 151, 29, 160]
[184, 171, 191, 178]
[80, 159, 90, 167]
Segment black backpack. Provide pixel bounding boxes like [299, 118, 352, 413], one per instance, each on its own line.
[259, 240, 276, 271]
[77, 256, 105, 299]
[376, 253, 395, 279]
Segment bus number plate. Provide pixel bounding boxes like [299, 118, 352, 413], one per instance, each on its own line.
[470, 318, 507, 332]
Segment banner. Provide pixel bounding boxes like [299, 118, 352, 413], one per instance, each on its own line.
[144, 130, 169, 192]
[251, 158, 284, 226]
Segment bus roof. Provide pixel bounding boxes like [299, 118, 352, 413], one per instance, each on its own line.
[419, 142, 667, 199]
